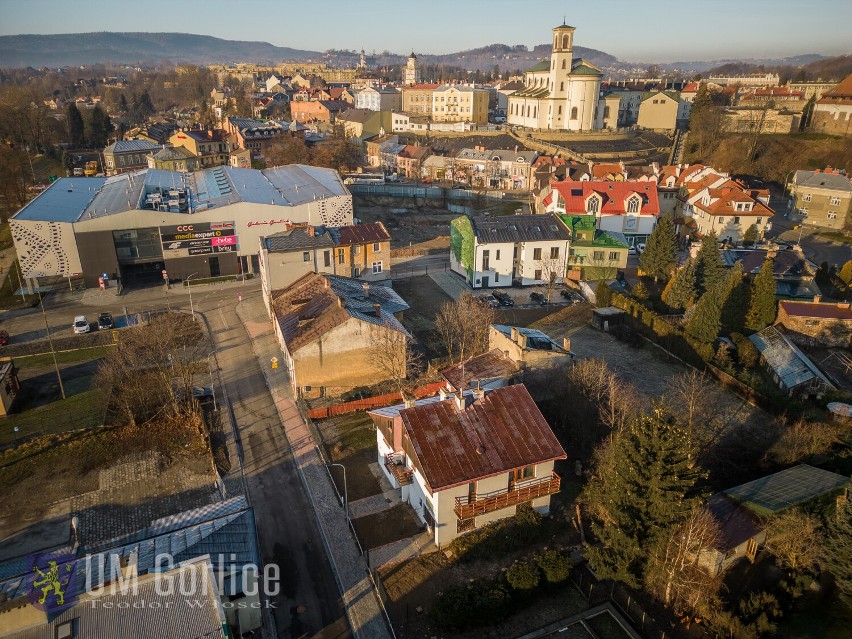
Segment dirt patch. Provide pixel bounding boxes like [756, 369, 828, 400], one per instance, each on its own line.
[316, 413, 384, 501]
[392, 276, 453, 359]
[355, 199, 458, 247]
[352, 503, 424, 550]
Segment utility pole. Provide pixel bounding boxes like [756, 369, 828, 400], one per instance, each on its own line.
[39, 293, 65, 400]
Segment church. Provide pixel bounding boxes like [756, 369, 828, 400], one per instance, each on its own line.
[507, 22, 605, 131]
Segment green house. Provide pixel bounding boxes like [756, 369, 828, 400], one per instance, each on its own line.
[559, 214, 629, 281]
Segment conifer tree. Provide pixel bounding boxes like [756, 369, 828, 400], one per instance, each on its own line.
[584, 413, 704, 588]
[745, 258, 777, 332]
[695, 232, 726, 295]
[66, 103, 85, 148]
[632, 280, 649, 302]
[685, 289, 722, 344]
[662, 257, 698, 311]
[596, 280, 613, 307]
[742, 224, 758, 245]
[720, 261, 747, 333]
[640, 217, 679, 282]
[825, 500, 852, 604]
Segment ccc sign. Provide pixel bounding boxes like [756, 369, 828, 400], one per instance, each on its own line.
[175, 225, 194, 232]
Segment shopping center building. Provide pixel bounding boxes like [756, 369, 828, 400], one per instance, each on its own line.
[10, 164, 353, 290]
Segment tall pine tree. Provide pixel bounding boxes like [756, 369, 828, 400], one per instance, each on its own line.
[745, 257, 777, 332]
[584, 413, 704, 588]
[695, 232, 726, 295]
[720, 261, 748, 334]
[66, 103, 85, 149]
[685, 288, 723, 344]
[640, 216, 679, 282]
[87, 105, 112, 149]
[662, 257, 698, 311]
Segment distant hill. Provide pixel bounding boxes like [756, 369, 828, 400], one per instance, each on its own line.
[702, 54, 852, 82]
[0, 32, 321, 67]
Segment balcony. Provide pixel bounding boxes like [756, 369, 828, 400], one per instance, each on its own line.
[454, 472, 561, 519]
[385, 453, 414, 486]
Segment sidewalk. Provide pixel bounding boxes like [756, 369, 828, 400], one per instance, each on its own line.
[235, 295, 393, 639]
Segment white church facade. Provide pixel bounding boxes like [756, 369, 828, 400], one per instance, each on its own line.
[507, 23, 605, 131]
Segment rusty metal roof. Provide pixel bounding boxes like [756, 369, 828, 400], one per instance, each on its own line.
[441, 349, 520, 391]
[331, 221, 391, 246]
[400, 384, 566, 491]
[706, 493, 762, 552]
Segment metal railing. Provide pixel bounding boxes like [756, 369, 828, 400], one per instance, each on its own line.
[454, 472, 561, 519]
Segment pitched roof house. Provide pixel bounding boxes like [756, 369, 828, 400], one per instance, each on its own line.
[368, 384, 566, 545]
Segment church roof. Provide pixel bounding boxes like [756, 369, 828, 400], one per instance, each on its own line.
[525, 60, 551, 73]
[569, 59, 603, 76]
[512, 86, 550, 98]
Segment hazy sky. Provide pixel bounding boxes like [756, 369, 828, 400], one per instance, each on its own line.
[1, 0, 849, 63]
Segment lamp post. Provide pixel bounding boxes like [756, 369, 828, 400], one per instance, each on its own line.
[208, 351, 218, 411]
[185, 272, 198, 320]
[327, 463, 348, 522]
[39, 293, 65, 400]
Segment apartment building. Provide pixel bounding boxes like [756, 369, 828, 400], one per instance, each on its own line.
[432, 85, 489, 124]
[401, 83, 439, 115]
[789, 168, 851, 230]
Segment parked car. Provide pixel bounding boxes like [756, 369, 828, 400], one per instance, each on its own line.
[530, 292, 547, 306]
[636, 242, 646, 254]
[98, 312, 114, 330]
[492, 290, 514, 306]
[474, 294, 500, 308]
[73, 316, 90, 334]
[0, 330, 9, 346]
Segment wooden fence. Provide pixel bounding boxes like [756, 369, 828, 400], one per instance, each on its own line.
[306, 382, 445, 419]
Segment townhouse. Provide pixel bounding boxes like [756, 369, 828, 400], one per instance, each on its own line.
[542, 180, 660, 249]
[558, 214, 629, 281]
[789, 167, 851, 230]
[450, 213, 571, 288]
[102, 139, 161, 175]
[637, 90, 681, 131]
[169, 128, 230, 168]
[810, 74, 852, 137]
[146, 145, 198, 172]
[338, 109, 392, 141]
[369, 384, 566, 546]
[431, 85, 490, 124]
[223, 117, 288, 158]
[775, 299, 852, 348]
[354, 86, 402, 112]
[401, 83, 439, 115]
[397, 145, 431, 179]
[290, 99, 348, 124]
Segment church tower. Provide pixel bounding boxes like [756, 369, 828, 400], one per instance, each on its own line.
[404, 52, 421, 85]
[549, 22, 575, 101]
[357, 49, 367, 71]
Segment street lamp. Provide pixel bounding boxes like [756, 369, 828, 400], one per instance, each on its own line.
[207, 351, 218, 411]
[327, 463, 349, 522]
[185, 272, 198, 320]
[39, 293, 65, 400]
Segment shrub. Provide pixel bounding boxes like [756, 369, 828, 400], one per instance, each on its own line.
[431, 580, 510, 630]
[596, 280, 613, 307]
[534, 549, 572, 584]
[506, 560, 540, 591]
[448, 504, 546, 562]
[730, 332, 760, 369]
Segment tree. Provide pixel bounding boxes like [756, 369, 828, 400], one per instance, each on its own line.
[745, 257, 777, 332]
[310, 134, 364, 173]
[539, 256, 565, 302]
[631, 280, 648, 303]
[435, 293, 494, 362]
[87, 104, 112, 148]
[742, 223, 758, 245]
[66, 103, 85, 148]
[764, 510, 824, 573]
[368, 322, 422, 394]
[662, 257, 698, 311]
[838, 260, 852, 288]
[645, 505, 722, 613]
[685, 288, 722, 344]
[662, 370, 724, 459]
[719, 261, 747, 333]
[695, 232, 726, 295]
[583, 413, 704, 587]
[118, 93, 128, 113]
[506, 560, 540, 591]
[595, 280, 613, 307]
[688, 83, 726, 157]
[639, 216, 678, 282]
[824, 500, 852, 604]
[264, 134, 309, 167]
[767, 418, 842, 465]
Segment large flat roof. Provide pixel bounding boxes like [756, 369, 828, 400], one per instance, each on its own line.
[13, 177, 107, 222]
[724, 464, 849, 517]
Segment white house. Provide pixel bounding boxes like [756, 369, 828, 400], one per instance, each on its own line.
[354, 86, 402, 112]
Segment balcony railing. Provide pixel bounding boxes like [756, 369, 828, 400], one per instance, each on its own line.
[454, 472, 561, 519]
[385, 453, 414, 486]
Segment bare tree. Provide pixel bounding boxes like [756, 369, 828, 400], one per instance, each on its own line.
[764, 510, 824, 573]
[539, 256, 566, 302]
[368, 323, 422, 393]
[646, 505, 723, 614]
[435, 293, 494, 362]
[768, 418, 844, 465]
[662, 370, 725, 456]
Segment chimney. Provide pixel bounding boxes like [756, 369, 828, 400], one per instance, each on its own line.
[511, 327, 519, 343]
[307, 226, 315, 237]
[439, 387, 449, 401]
[362, 282, 370, 298]
[454, 392, 465, 411]
[373, 303, 382, 317]
[323, 276, 330, 288]
[563, 337, 571, 351]
[814, 295, 822, 303]
[402, 392, 416, 408]
[518, 333, 528, 349]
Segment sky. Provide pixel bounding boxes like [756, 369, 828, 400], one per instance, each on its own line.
[1, 0, 850, 63]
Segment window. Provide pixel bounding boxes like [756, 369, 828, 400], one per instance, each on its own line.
[550, 246, 560, 259]
[756, 218, 762, 225]
[303, 251, 310, 262]
[338, 248, 345, 264]
[609, 251, 619, 261]
[570, 107, 578, 120]
[353, 266, 360, 277]
[496, 249, 501, 260]
[533, 248, 542, 260]
[558, 105, 562, 115]
[587, 197, 599, 214]
[593, 250, 605, 261]
[353, 245, 361, 255]
[372, 261, 383, 274]
[828, 212, 838, 219]
[603, 106, 610, 119]
[534, 269, 542, 280]
[626, 196, 640, 213]
[718, 217, 723, 223]
[830, 196, 841, 206]
[323, 251, 330, 267]
[560, 82, 564, 92]
[802, 193, 811, 202]
[561, 60, 566, 69]
[482, 250, 490, 270]
[734, 216, 740, 224]
[799, 207, 808, 216]
[372, 242, 380, 252]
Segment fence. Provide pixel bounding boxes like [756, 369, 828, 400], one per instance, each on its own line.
[391, 264, 449, 280]
[306, 381, 445, 419]
[349, 183, 507, 201]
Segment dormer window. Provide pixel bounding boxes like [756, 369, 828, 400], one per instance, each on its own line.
[626, 195, 641, 214]
[586, 194, 600, 214]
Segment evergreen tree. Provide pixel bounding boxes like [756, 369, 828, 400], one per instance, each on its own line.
[583, 414, 704, 588]
[138, 90, 155, 115]
[695, 232, 726, 295]
[742, 224, 758, 245]
[838, 260, 852, 288]
[87, 105, 112, 148]
[662, 257, 698, 311]
[685, 289, 722, 344]
[66, 103, 85, 148]
[639, 217, 679, 282]
[745, 258, 777, 332]
[825, 500, 852, 604]
[720, 261, 747, 333]
[632, 280, 649, 302]
[596, 280, 613, 307]
[118, 93, 128, 112]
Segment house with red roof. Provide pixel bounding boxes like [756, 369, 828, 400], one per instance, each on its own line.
[368, 384, 567, 545]
[811, 74, 852, 137]
[542, 180, 660, 248]
[775, 299, 852, 348]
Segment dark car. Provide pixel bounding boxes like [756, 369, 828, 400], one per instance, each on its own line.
[97, 312, 114, 330]
[560, 289, 583, 304]
[530, 292, 547, 306]
[492, 290, 514, 306]
[474, 294, 500, 308]
[0, 330, 8, 346]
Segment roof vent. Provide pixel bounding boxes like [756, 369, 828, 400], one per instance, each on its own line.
[475, 445, 485, 455]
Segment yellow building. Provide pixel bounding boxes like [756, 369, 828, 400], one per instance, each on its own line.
[146, 146, 199, 172]
[637, 90, 681, 131]
[431, 85, 490, 124]
[402, 83, 439, 115]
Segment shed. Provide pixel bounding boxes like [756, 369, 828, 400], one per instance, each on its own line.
[749, 326, 836, 397]
[591, 307, 626, 331]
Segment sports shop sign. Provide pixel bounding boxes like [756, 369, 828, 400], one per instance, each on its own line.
[160, 222, 238, 257]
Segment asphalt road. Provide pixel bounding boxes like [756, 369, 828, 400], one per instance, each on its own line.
[2, 281, 350, 639]
[765, 195, 850, 267]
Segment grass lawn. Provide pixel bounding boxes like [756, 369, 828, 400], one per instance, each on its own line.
[0, 388, 107, 447]
[14, 345, 114, 369]
[816, 230, 852, 245]
[0, 222, 12, 250]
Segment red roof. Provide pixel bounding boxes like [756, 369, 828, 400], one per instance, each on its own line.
[550, 180, 660, 216]
[779, 300, 852, 321]
[682, 82, 700, 93]
[335, 221, 391, 246]
[819, 74, 852, 101]
[592, 163, 624, 179]
[400, 384, 566, 491]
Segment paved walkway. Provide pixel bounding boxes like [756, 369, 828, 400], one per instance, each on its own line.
[428, 270, 471, 300]
[236, 295, 393, 639]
